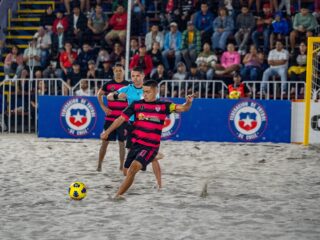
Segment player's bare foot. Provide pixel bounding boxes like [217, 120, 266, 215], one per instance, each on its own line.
[112, 195, 126, 201]
[155, 152, 164, 161]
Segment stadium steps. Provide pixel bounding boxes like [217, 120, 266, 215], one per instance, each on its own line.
[18, 1, 55, 10]
[10, 18, 41, 27]
[17, 9, 46, 15]
[0, 0, 56, 80]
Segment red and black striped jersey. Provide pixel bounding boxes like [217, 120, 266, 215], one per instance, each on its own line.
[101, 79, 130, 121]
[121, 99, 177, 148]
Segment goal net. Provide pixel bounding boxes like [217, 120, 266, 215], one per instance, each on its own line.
[304, 37, 320, 145]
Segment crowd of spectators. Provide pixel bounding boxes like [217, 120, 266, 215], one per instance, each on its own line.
[1, 0, 320, 100]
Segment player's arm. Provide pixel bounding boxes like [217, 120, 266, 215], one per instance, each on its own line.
[107, 85, 129, 101]
[101, 102, 134, 140]
[100, 115, 126, 140]
[174, 94, 194, 113]
[97, 88, 111, 115]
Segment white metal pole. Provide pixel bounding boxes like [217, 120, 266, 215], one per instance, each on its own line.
[125, 0, 132, 81]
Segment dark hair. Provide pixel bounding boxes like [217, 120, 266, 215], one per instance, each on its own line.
[143, 80, 158, 88]
[190, 63, 198, 68]
[275, 39, 284, 45]
[132, 66, 144, 74]
[114, 62, 124, 68]
[11, 45, 19, 53]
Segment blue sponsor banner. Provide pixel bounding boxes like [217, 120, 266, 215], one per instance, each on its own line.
[38, 96, 291, 143]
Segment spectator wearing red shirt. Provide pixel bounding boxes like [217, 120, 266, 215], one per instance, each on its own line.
[129, 44, 153, 78]
[105, 5, 127, 46]
[52, 9, 69, 34]
[59, 41, 78, 76]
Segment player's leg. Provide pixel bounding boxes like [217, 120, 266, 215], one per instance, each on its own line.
[123, 122, 134, 175]
[118, 141, 125, 171]
[117, 123, 127, 171]
[97, 140, 109, 171]
[152, 160, 162, 189]
[115, 160, 143, 197]
[97, 121, 116, 171]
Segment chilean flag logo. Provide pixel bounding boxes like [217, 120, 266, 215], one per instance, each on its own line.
[238, 112, 258, 131]
[69, 109, 87, 127]
[228, 101, 268, 141]
[60, 97, 97, 137]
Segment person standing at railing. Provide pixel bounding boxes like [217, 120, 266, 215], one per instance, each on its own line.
[66, 62, 82, 95]
[75, 80, 94, 96]
[97, 63, 129, 172]
[185, 63, 206, 97]
[228, 72, 251, 99]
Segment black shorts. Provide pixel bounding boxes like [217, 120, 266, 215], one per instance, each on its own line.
[124, 144, 158, 171]
[103, 120, 126, 141]
[125, 121, 134, 149]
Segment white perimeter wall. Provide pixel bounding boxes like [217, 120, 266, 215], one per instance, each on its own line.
[291, 101, 320, 143]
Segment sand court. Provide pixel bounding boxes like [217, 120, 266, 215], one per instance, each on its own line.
[1, 134, 320, 240]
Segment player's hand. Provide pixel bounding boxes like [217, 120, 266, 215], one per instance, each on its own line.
[118, 93, 127, 100]
[102, 106, 112, 115]
[100, 131, 109, 140]
[186, 94, 195, 103]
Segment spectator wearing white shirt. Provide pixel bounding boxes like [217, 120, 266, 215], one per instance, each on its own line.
[145, 24, 164, 51]
[34, 26, 52, 69]
[261, 40, 289, 94]
[75, 80, 94, 96]
[23, 38, 42, 75]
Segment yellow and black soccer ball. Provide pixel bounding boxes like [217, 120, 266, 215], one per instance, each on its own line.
[229, 90, 241, 99]
[69, 182, 87, 200]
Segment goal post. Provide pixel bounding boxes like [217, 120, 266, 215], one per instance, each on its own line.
[303, 37, 320, 145]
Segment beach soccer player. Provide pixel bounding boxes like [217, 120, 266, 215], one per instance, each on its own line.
[107, 67, 163, 188]
[101, 80, 194, 198]
[97, 63, 129, 172]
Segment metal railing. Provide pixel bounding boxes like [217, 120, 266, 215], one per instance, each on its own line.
[70, 79, 111, 96]
[0, 78, 69, 133]
[159, 80, 306, 100]
[159, 80, 228, 98]
[243, 81, 306, 100]
[0, 78, 309, 134]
